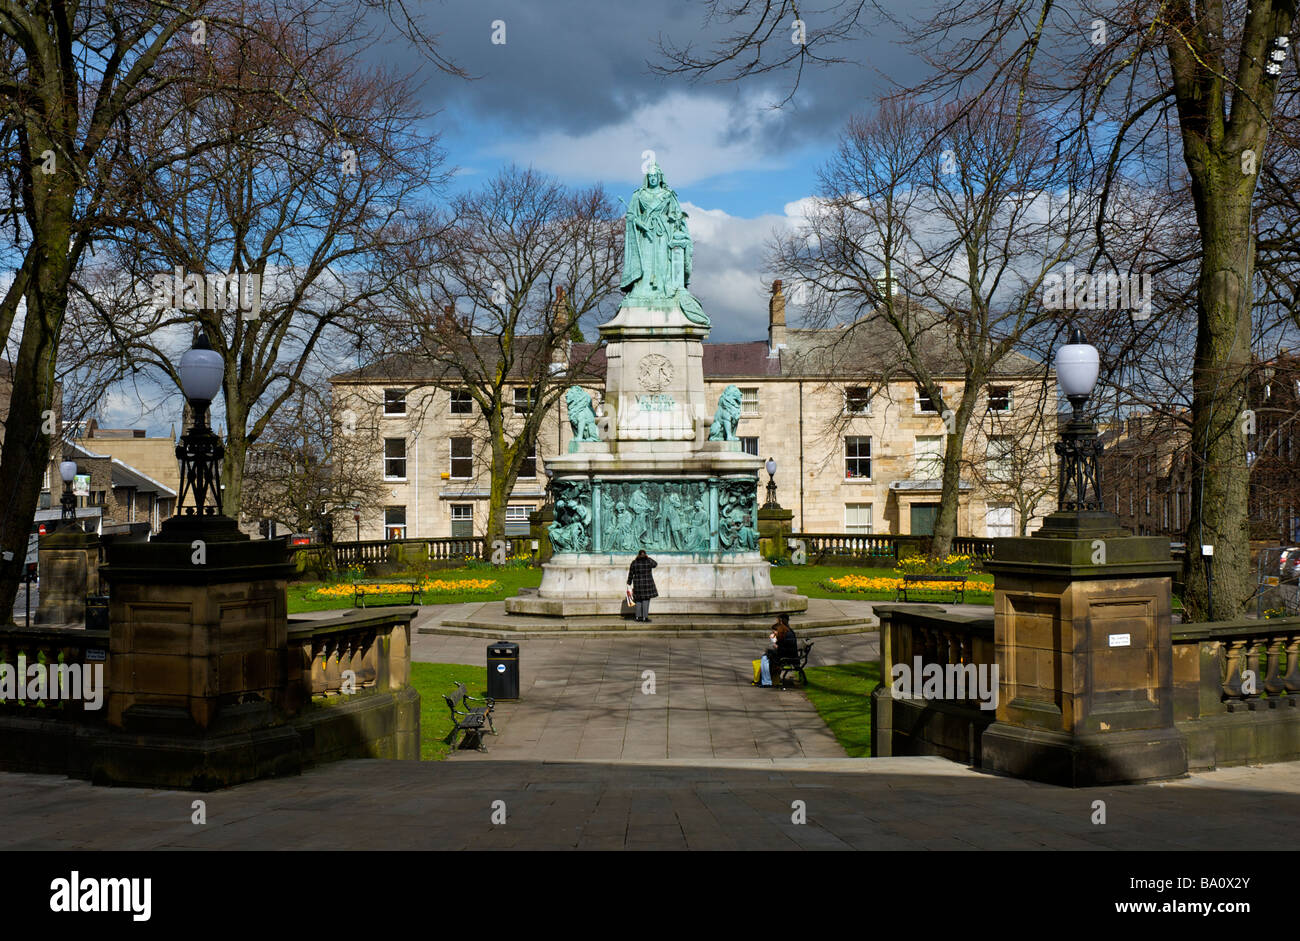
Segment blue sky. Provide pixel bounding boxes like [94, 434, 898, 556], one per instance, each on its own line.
[73, 1, 913, 435]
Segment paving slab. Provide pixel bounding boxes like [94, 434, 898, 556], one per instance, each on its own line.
[413, 628, 878, 761]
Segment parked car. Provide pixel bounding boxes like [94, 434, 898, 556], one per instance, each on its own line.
[1279, 547, 1300, 579]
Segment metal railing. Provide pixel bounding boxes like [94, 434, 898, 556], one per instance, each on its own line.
[792, 533, 997, 564]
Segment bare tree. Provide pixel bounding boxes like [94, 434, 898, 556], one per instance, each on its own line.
[74, 3, 448, 525]
[242, 380, 389, 540]
[372, 166, 623, 546]
[773, 97, 1090, 557]
[658, 0, 1300, 620]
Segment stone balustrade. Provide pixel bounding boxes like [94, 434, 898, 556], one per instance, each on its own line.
[872, 604, 997, 760]
[283, 609, 414, 715]
[1172, 615, 1300, 769]
[0, 626, 110, 722]
[306, 536, 530, 570]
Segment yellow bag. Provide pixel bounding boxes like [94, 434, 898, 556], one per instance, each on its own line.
[752, 659, 762, 684]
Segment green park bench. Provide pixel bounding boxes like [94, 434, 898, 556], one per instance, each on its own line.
[895, 574, 967, 604]
[444, 682, 497, 751]
[352, 580, 422, 608]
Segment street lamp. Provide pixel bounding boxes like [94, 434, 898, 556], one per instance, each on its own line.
[58, 458, 78, 525]
[1039, 325, 1123, 537]
[763, 456, 779, 509]
[175, 332, 226, 516]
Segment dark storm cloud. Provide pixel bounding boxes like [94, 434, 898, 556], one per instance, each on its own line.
[369, 0, 919, 162]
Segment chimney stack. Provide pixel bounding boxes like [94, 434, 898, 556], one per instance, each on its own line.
[768, 280, 787, 357]
[552, 285, 572, 368]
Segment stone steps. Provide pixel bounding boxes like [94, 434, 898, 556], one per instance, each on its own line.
[419, 596, 877, 638]
[417, 621, 876, 640]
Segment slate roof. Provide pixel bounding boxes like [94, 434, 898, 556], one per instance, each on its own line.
[330, 321, 1046, 384]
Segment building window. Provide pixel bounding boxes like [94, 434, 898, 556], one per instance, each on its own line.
[505, 504, 532, 536]
[915, 435, 944, 477]
[845, 436, 872, 479]
[383, 438, 407, 480]
[520, 445, 537, 477]
[1145, 487, 1151, 515]
[384, 506, 407, 540]
[513, 386, 535, 413]
[42, 469, 50, 491]
[38, 491, 51, 510]
[915, 386, 937, 414]
[1163, 495, 1169, 530]
[450, 437, 473, 479]
[450, 388, 473, 415]
[844, 386, 872, 414]
[986, 435, 1014, 481]
[986, 506, 1014, 538]
[91, 490, 107, 506]
[740, 436, 759, 456]
[845, 503, 873, 534]
[383, 388, 406, 415]
[740, 388, 759, 416]
[450, 503, 473, 538]
[988, 386, 1012, 412]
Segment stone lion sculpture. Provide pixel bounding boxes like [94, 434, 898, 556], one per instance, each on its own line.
[708, 384, 744, 441]
[566, 385, 600, 441]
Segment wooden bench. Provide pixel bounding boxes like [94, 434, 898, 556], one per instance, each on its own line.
[896, 574, 967, 603]
[352, 580, 422, 608]
[775, 641, 814, 686]
[444, 682, 496, 751]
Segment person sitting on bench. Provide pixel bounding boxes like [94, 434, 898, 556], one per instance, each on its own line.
[755, 614, 797, 687]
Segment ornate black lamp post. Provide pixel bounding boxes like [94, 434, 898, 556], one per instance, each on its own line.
[763, 456, 779, 509]
[175, 333, 226, 516]
[1039, 325, 1124, 537]
[1056, 327, 1103, 512]
[58, 459, 79, 525]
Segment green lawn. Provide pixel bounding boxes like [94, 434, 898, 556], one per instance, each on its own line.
[410, 662, 491, 760]
[288, 566, 544, 614]
[770, 563, 995, 604]
[801, 661, 881, 757]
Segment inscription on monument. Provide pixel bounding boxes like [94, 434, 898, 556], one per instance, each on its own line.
[635, 393, 675, 411]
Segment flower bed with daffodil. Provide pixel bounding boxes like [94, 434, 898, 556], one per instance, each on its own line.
[820, 554, 992, 597]
[309, 578, 500, 600]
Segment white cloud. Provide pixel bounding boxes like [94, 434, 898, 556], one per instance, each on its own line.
[679, 201, 801, 341]
[487, 91, 792, 187]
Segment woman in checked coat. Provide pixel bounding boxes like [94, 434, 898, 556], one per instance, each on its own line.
[627, 549, 659, 622]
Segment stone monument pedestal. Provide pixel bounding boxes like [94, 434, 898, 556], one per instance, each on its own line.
[509, 163, 807, 620]
[94, 514, 301, 787]
[982, 527, 1187, 786]
[35, 526, 101, 625]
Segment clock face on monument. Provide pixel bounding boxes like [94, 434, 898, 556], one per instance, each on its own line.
[637, 353, 673, 392]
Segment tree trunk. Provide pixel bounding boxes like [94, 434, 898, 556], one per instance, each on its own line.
[929, 395, 976, 560]
[0, 328, 61, 623]
[483, 423, 515, 558]
[1181, 166, 1256, 620]
[222, 434, 248, 524]
[220, 392, 250, 524]
[0, 172, 74, 622]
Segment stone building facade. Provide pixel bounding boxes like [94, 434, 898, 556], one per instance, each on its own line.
[330, 283, 1059, 541]
[1100, 353, 1300, 546]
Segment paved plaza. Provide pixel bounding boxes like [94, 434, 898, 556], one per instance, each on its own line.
[0, 757, 1297, 850]
[1, 602, 1297, 850]
[411, 607, 883, 760]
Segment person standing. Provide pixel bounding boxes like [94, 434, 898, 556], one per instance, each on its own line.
[627, 549, 658, 622]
